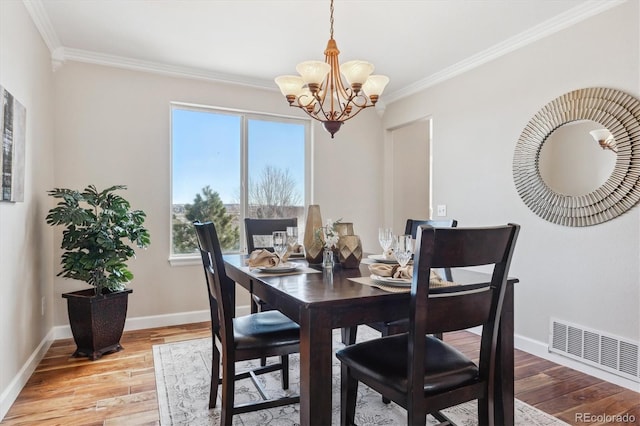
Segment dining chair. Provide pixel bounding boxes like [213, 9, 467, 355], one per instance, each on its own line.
[244, 217, 298, 311]
[378, 219, 459, 335]
[404, 218, 458, 239]
[193, 221, 300, 425]
[336, 223, 519, 426]
[244, 217, 298, 254]
[244, 217, 298, 366]
[343, 218, 459, 349]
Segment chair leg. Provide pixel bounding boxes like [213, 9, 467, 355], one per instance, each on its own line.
[380, 327, 391, 405]
[209, 345, 221, 409]
[251, 297, 268, 367]
[340, 364, 358, 426]
[477, 395, 491, 426]
[220, 355, 235, 425]
[280, 355, 290, 390]
[341, 326, 357, 345]
[407, 400, 427, 426]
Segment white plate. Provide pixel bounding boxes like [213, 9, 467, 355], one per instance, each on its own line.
[367, 254, 398, 264]
[370, 274, 411, 287]
[257, 263, 299, 273]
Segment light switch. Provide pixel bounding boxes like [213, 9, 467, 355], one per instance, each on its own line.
[436, 205, 447, 217]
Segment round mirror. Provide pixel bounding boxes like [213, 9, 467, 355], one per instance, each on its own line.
[513, 87, 640, 227]
[539, 120, 617, 196]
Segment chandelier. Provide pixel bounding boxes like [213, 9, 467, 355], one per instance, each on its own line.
[274, 0, 389, 138]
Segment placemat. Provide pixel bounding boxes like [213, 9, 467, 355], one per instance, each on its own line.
[349, 276, 459, 293]
[241, 266, 321, 278]
[349, 276, 410, 293]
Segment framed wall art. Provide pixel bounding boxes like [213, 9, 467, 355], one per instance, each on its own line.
[1, 85, 26, 202]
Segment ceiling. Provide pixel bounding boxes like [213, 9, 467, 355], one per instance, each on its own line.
[26, 0, 622, 104]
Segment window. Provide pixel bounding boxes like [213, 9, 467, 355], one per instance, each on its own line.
[171, 103, 309, 257]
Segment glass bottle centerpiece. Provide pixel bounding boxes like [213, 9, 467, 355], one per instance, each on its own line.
[320, 219, 340, 269]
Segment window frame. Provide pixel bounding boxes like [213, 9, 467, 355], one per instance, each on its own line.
[169, 102, 312, 265]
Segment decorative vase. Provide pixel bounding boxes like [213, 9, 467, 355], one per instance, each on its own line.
[337, 235, 363, 269]
[303, 204, 324, 264]
[334, 222, 354, 236]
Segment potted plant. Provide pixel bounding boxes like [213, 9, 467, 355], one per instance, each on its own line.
[46, 185, 150, 360]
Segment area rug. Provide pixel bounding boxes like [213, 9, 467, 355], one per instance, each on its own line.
[154, 326, 568, 425]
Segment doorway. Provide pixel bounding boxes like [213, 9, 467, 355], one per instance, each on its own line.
[390, 118, 431, 235]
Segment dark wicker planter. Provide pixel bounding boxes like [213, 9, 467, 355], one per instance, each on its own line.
[62, 288, 133, 360]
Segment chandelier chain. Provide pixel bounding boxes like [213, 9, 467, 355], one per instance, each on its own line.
[329, 0, 334, 39]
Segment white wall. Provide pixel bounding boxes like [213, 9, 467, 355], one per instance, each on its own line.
[0, 0, 56, 419]
[383, 1, 639, 348]
[51, 61, 385, 326]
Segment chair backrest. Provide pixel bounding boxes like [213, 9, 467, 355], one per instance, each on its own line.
[405, 219, 458, 280]
[409, 224, 519, 390]
[404, 218, 458, 238]
[194, 221, 236, 349]
[244, 218, 297, 253]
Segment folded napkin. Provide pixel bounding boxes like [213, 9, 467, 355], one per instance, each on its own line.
[368, 263, 413, 279]
[368, 263, 443, 282]
[246, 249, 289, 267]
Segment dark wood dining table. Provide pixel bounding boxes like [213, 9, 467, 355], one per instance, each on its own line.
[223, 254, 519, 426]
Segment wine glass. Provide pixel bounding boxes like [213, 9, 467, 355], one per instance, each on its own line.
[393, 235, 413, 267]
[272, 231, 288, 264]
[286, 226, 298, 251]
[378, 227, 393, 254]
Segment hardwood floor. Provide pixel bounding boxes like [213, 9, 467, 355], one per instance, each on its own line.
[2, 322, 638, 425]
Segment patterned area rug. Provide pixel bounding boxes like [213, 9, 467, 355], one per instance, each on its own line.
[153, 326, 568, 426]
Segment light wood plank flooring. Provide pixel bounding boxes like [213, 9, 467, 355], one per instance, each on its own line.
[2, 322, 638, 425]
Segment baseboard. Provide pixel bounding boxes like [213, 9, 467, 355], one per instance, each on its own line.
[52, 305, 250, 340]
[466, 326, 640, 392]
[0, 327, 55, 422]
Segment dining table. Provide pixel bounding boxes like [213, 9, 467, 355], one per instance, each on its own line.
[223, 254, 519, 426]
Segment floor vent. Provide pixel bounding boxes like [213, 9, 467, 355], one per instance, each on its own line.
[549, 318, 640, 382]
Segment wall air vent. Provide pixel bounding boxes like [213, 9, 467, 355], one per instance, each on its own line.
[549, 318, 640, 383]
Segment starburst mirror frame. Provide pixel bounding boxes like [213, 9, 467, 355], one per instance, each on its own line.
[513, 87, 640, 226]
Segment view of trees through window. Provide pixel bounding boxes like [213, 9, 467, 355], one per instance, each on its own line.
[171, 104, 307, 255]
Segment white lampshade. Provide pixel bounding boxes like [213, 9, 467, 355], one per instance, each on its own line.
[340, 60, 374, 86]
[296, 61, 331, 85]
[589, 128, 612, 142]
[362, 75, 390, 96]
[274, 75, 305, 97]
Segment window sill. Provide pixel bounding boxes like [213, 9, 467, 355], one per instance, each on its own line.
[168, 255, 201, 267]
[168, 250, 244, 267]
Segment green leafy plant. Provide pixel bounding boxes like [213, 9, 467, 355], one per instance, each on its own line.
[46, 185, 151, 294]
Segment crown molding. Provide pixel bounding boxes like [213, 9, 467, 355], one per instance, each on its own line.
[24, 0, 627, 97]
[62, 47, 276, 90]
[22, 0, 61, 53]
[383, 0, 628, 104]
